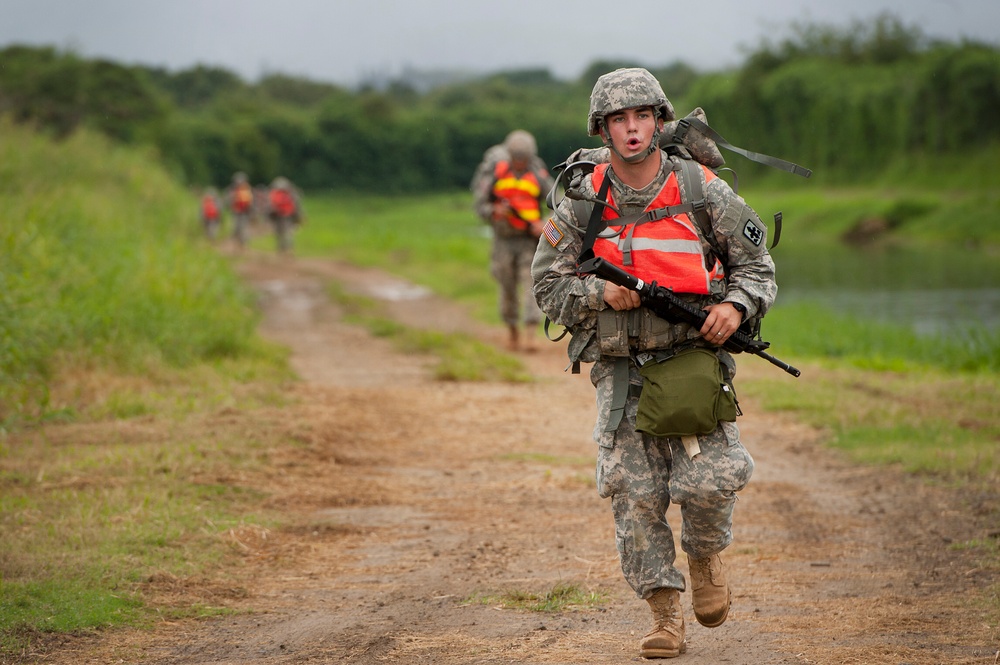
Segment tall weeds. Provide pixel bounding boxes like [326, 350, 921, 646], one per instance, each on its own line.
[0, 120, 259, 425]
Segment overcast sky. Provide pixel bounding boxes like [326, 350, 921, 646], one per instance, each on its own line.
[2, 0, 997, 87]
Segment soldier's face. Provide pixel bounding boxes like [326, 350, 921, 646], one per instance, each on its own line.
[603, 106, 661, 159]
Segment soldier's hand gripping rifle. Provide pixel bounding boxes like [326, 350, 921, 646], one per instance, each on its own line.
[578, 256, 801, 377]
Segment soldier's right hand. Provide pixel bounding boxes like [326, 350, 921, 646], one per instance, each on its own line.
[603, 282, 642, 311]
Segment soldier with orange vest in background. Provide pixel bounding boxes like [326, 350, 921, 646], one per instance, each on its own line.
[471, 130, 555, 351]
[266, 176, 303, 254]
[199, 187, 223, 241]
[225, 171, 255, 248]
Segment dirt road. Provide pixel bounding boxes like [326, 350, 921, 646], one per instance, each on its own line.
[42, 251, 998, 664]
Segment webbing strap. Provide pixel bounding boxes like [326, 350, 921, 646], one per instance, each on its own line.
[675, 117, 812, 179]
[543, 316, 568, 342]
[676, 158, 726, 272]
[577, 174, 613, 263]
[606, 356, 631, 432]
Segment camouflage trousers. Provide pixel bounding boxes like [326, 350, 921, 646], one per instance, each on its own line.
[491, 234, 542, 327]
[272, 216, 295, 253]
[203, 219, 220, 241]
[232, 212, 251, 246]
[591, 358, 754, 599]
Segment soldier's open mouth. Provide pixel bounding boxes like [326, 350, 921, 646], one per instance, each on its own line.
[627, 138, 642, 149]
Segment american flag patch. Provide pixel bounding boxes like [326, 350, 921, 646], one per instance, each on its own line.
[542, 218, 564, 247]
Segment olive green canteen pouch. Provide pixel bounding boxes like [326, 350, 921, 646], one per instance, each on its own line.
[636, 347, 738, 437]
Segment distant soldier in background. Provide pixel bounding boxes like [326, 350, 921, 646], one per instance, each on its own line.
[471, 130, 555, 351]
[199, 187, 223, 241]
[267, 176, 303, 253]
[225, 171, 254, 248]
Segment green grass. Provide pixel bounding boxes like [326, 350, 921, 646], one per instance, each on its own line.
[743, 363, 999, 483]
[0, 118, 292, 653]
[0, 420, 277, 653]
[1, 579, 144, 636]
[465, 583, 608, 613]
[763, 301, 999, 372]
[0, 119, 284, 427]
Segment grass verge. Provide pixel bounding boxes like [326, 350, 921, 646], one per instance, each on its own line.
[0, 392, 288, 655]
[465, 583, 608, 613]
[326, 281, 532, 383]
[743, 363, 999, 487]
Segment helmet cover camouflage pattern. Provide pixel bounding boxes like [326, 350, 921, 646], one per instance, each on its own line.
[504, 129, 537, 160]
[588, 67, 676, 136]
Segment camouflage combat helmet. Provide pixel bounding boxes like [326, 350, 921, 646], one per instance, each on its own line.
[587, 68, 675, 165]
[504, 129, 537, 160]
[270, 176, 290, 190]
[233, 171, 249, 183]
[587, 68, 675, 149]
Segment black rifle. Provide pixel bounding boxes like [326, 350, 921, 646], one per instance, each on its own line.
[578, 256, 801, 377]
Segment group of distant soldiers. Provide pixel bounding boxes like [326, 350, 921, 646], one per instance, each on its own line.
[199, 173, 303, 253]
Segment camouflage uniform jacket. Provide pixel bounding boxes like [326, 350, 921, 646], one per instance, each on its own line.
[531, 149, 777, 376]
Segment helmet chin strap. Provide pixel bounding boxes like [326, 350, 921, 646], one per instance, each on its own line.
[601, 120, 662, 164]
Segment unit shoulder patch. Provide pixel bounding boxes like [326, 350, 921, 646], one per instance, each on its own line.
[741, 216, 765, 247]
[542, 218, 564, 247]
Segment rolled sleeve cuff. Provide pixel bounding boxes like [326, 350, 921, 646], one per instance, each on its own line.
[587, 278, 608, 311]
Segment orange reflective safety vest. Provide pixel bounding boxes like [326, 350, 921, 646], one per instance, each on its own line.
[201, 195, 219, 220]
[492, 161, 542, 231]
[233, 183, 253, 213]
[269, 189, 296, 217]
[591, 163, 724, 296]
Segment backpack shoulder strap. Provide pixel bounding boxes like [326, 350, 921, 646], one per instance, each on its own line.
[576, 172, 612, 263]
[676, 157, 727, 272]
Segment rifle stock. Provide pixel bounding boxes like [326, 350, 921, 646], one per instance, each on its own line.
[578, 256, 801, 377]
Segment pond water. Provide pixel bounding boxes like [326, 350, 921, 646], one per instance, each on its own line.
[771, 242, 1000, 337]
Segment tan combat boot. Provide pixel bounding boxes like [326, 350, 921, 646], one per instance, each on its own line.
[687, 552, 731, 627]
[640, 588, 686, 658]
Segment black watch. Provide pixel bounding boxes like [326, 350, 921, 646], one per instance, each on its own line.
[731, 302, 747, 317]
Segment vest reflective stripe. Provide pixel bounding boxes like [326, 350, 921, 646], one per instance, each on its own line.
[493, 161, 541, 229]
[591, 163, 723, 295]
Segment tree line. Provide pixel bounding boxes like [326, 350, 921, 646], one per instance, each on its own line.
[1, 14, 997, 192]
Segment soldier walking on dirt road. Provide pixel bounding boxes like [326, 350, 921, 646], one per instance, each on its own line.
[472, 130, 555, 351]
[225, 171, 254, 248]
[199, 187, 223, 241]
[533, 68, 776, 658]
[267, 176, 303, 254]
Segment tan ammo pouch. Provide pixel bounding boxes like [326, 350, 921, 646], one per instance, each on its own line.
[636, 347, 738, 437]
